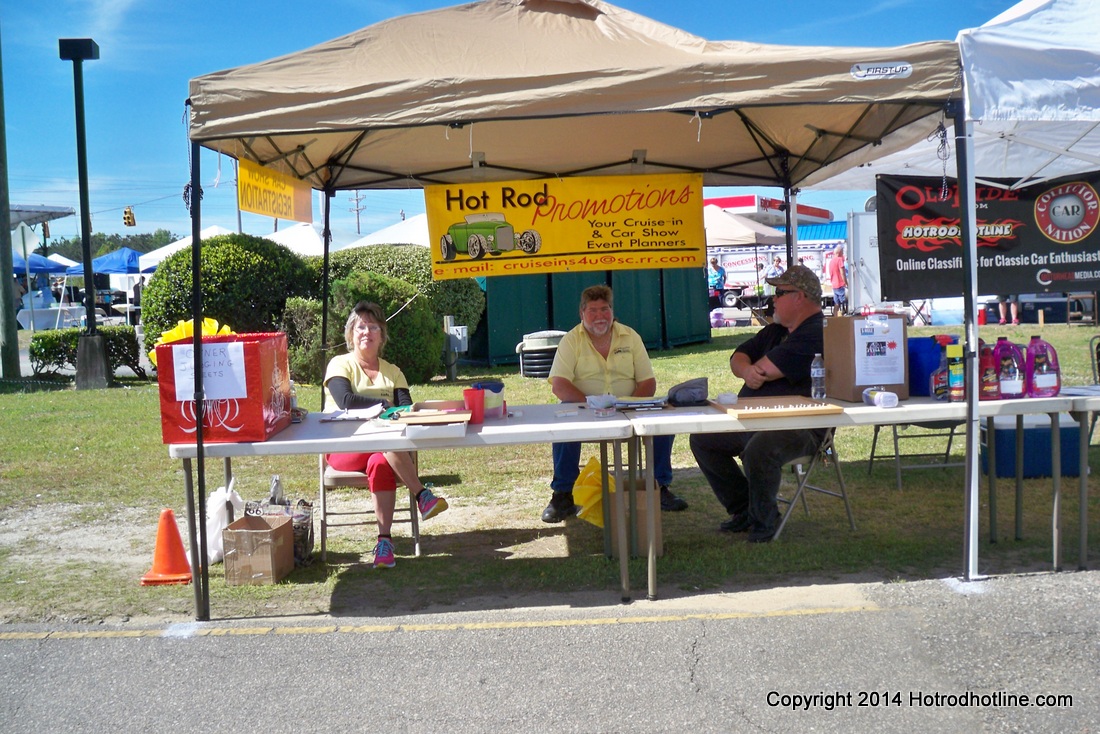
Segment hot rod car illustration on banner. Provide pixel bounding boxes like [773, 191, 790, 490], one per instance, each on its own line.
[440, 213, 542, 261]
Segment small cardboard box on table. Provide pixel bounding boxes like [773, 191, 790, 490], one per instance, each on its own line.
[223, 515, 295, 585]
[823, 315, 909, 403]
[157, 332, 292, 443]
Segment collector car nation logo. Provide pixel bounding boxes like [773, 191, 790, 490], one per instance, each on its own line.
[1034, 181, 1099, 245]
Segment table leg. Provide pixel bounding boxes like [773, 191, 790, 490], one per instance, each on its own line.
[1072, 410, 1089, 570]
[223, 458, 234, 523]
[600, 443, 612, 558]
[1049, 411, 1062, 572]
[1015, 414, 1024, 540]
[611, 440, 631, 604]
[643, 435, 658, 601]
[181, 459, 210, 621]
[987, 416, 998, 543]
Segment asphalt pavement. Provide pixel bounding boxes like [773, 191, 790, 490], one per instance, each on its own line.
[1, 570, 1097, 732]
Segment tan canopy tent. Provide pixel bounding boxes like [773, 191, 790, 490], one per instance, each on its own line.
[181, 0, 964, 618]
[189, 0, 959, 194]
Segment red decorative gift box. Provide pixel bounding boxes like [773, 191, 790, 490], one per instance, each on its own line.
[157, 332, 292, 444]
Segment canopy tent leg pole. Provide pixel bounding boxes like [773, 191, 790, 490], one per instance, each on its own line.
[188, 139, 210, 621]
[320, 190, 334, 411]
[950, 99, 982, 582]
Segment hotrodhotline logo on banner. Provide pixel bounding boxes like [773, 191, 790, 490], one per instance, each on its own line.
[424, 173, 705, 281]
[876, 173, 1100, 301]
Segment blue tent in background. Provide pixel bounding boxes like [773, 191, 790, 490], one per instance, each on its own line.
[65, 246, 142, 276]
[11, 249, 68, 274]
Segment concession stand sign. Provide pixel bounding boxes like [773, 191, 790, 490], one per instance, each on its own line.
[425, 173, 705, 281]
[876, 172, 1100, 300]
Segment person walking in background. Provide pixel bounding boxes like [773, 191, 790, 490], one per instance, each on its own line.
[542, 284, 687, 523]
[826, 245, 848, 315]
[689, 265, 826, 544]
[322, 301, 449, 568]
[996, 294, 1019, 325]
[708, 257, 726, 309]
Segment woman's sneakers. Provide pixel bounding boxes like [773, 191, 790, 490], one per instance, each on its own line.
[372, 537, 396, 569]
[417, 485, 449, 520]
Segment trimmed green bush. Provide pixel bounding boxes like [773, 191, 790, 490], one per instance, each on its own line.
[322, 245, 485, 336]
[328, 271, 444, 384]
[141, 233, 313, 354]
[28, 326, 146, 379]
[282, 296, 326, 384]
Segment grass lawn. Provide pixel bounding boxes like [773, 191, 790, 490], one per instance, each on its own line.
[0, 323, 1097, 624]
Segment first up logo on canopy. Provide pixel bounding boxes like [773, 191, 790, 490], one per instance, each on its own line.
[851, 62, 913, 80]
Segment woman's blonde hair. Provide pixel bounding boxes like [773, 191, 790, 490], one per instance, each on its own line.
[344, 301, 388, 352]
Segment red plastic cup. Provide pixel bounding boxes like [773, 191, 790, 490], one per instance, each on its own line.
[463, 388, 485, 424]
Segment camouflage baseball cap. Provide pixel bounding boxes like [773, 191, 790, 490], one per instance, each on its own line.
[766, 264, 822, 302]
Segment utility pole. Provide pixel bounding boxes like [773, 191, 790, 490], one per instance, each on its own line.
[0, 31, 20, 379]
[349, 190, 366, 234]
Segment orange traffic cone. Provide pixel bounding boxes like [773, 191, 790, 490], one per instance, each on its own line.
[141, 509, 193, 586]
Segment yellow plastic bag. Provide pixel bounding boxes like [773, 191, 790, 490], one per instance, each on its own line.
[573, 456, 614, 528]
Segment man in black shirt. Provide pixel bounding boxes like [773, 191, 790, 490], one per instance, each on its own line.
[689, 264, 826, 543]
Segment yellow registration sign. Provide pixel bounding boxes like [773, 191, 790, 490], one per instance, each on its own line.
[237, 159, 313, 224]
[425, 173, 705, 281]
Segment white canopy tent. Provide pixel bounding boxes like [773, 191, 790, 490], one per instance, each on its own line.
[703, 205, 785, 247]
[344, 213, 430, 250]
[139, 225, 234, 273]
[805, 0, 1100, 192]
[811, 0, 1100, 577]
[264, 222, 326, 257]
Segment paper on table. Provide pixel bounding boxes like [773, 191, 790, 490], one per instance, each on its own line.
[353, 419, 406, 436]
[318, 404, 385, 422]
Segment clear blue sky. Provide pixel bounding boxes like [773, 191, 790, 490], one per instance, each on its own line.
[3, 0, 1018, 245]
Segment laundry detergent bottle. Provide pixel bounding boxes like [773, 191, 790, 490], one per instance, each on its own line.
[992, 337, 1025, 399]
[1025, 335, 1061, 398]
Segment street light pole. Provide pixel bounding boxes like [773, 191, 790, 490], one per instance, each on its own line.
[60, 38, 108, 389]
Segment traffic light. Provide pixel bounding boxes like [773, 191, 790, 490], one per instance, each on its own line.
[123, 206, 136, 227]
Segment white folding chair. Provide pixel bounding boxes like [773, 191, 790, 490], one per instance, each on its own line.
[317, 455, 421, 562]
[774, 428, 855, 540]
[867, 421, 965, 490]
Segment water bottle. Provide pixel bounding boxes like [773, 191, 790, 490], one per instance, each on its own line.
[810, 353, 826, 399]
[288, 379, 298, 410]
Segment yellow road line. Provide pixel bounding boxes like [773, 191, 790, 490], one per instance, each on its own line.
[0, 604, 877, 641]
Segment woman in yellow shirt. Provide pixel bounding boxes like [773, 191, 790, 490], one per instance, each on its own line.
[323, 301, 448, 568]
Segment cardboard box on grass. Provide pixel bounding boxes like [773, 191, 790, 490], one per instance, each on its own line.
[156, 332, 292, 443]
[223, 515, 295, 586]
[823, 315, 909, 403]
[577, 477, 663, 558]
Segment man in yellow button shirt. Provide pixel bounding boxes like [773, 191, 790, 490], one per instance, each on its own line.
[542, 284, 685, 523]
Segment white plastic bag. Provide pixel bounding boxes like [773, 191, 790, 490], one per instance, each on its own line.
[201, 478, 244, 566]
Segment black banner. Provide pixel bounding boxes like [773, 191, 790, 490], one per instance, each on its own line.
[876, 173, 1100, 301]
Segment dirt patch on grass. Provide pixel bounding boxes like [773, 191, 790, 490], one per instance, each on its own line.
[0, 503, 154, 571]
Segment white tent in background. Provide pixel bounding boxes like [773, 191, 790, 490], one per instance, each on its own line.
[344, 213, 430, 250]
[47, 253, 79, 268]
[703, 205, 785, 247]
[804, 0, 1100, 192]
[139, 225, 233, 273]
[264, 222, 326, 257]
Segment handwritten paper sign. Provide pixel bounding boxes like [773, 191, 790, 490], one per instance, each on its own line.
[171, 342, 247, 402]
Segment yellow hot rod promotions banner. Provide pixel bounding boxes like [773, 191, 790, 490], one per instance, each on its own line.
[237, 159, 313, 224]
[425, 174, 705, 280]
